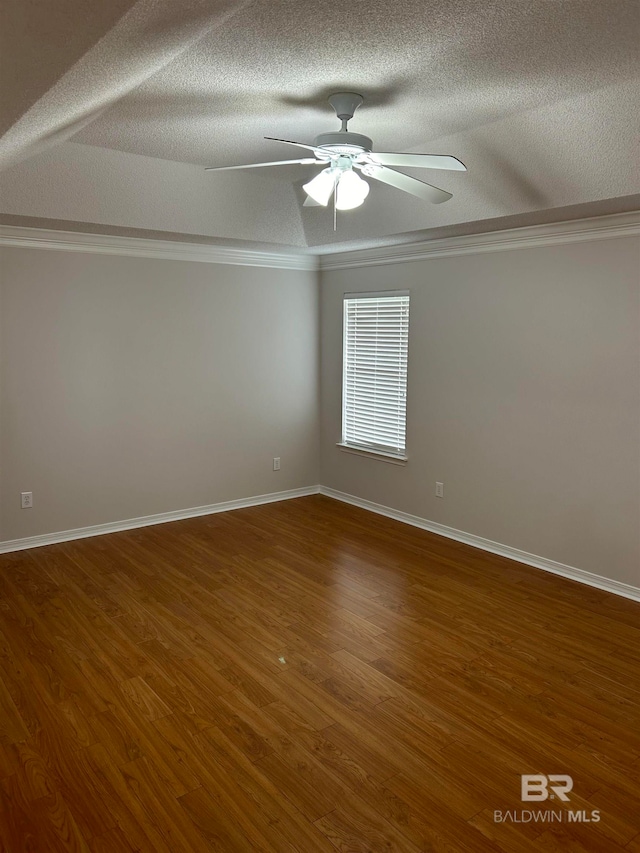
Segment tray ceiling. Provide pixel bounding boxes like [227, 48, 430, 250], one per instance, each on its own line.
[1, 0, 638, 251]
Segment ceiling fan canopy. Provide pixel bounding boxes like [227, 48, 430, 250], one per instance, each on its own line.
[312, 92, 373, 155]
[205, 92, 467, 212]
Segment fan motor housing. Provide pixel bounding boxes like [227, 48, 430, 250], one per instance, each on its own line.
[314, 131, 373, 154]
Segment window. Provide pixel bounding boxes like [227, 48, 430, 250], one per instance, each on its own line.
[341, 291, 409, 460]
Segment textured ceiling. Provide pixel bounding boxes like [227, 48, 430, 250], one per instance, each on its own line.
[1, 0, 638, 251]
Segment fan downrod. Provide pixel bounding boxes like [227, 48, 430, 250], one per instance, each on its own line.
[328, 92, 364, 131]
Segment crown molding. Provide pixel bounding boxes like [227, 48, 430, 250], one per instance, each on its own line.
[319, 211, 640, 271]
[2, 211, 638, 273]
[0, 225, 319, 271]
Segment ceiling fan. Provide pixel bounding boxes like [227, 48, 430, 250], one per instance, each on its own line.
[205, 92, 466, 212]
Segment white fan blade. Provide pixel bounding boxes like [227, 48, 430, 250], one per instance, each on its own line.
[360, 164, 452, 204]
[367, 153, 466, 171]
[264, 136, 325, 155]
[205, 158, 319, 171]
[303, 195, 322, 207]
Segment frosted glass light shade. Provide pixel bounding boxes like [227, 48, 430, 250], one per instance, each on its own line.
[303, 169, 337, 206]
[335, 170, 370, 210]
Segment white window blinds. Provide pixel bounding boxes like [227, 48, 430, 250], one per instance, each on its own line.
[342, 291, 409, 457]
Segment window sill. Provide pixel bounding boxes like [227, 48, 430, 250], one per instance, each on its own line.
[336, 443, 408, 466]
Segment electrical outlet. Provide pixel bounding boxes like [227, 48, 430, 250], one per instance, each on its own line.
[273, 457, 281, 471]
[435, 482, 444, 498]
[21, 491, 33, 509]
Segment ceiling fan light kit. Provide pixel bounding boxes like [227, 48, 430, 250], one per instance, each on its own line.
[335, 169, 370, 210]
[205, 92, 466, 215]
[303, 168, 337, 206]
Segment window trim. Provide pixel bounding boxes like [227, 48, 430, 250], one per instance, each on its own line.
[341, 289, 410, 462]
[336, 442, 408, 465]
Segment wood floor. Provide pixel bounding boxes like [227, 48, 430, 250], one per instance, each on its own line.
[0, 495, 638, 852]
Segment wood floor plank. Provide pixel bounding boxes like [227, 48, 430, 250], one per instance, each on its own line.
[314, 794, 424, 853]
[177, 784, 268, 852]
[118, 675, 172, 722]
[0, 494, 637, 851]
[0, 674, 30, 746]
[194, 721, 337, 853]
[253, 746, 341, 822]
[88, 825, 139, 853]
[84, 743, 189, 853]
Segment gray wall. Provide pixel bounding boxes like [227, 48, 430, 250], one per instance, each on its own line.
[320, 236, 640, 587]
[2, 233, 639, 590]
[0, 247, 319, 540]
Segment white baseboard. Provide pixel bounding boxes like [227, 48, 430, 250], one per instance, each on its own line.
[320, 486, 640, 603]
[3, 483, 637, 604]
[0, 486, 321, 554]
